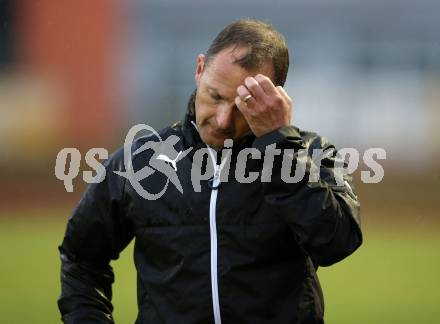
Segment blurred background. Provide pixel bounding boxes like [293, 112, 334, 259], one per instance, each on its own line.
[0, 0, 439, 323]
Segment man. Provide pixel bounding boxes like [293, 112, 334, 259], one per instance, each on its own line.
[58, 19, 362, 323]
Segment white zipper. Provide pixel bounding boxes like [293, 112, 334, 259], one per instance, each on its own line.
[209, 166, 221, 324]
[207, 147, 230, 324]
[191, 121, 227, 324]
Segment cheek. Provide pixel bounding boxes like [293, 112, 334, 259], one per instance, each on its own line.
[195, 95, 207, 117]
[234, 113, 251, 134]
[195, 99, 214, 125]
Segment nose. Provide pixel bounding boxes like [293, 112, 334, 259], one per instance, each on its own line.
[215, 103, 234, 132]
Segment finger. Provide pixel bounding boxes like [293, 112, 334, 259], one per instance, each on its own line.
[235, 96, 252, 117]
[236, 85, 256, 106]
[276, 86, 292, 105]
[236, 85, 250, 98]
[244, 77, 265, 101]
[255, 74, 278, 96]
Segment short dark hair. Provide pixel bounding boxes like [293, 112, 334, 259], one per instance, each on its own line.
[205, 19, 290, 86]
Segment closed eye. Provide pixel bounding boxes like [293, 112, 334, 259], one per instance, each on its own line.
[207, 87, 226, 102]
[210, 93, 223, 101]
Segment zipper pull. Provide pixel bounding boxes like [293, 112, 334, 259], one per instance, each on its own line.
[214, 166, 220, 180]
[209, 165, 221, 190]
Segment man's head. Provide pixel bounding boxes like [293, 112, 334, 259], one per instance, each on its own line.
[194, 19, 289, 148]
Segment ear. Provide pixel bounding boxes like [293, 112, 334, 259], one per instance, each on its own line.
[194, 54, 205, 86]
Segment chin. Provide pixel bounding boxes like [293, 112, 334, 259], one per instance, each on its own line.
[197, 127, 219, 147]
[203, 137, 223, 148]
[200, 134, 223, 148]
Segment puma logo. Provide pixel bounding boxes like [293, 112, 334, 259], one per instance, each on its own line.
[156, 151, 183, 171]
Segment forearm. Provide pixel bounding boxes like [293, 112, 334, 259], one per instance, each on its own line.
[57, 147, 133, 323]
[58, 251, 115, 324]
[253, 126, 363, 266]
[273, 179, 362, 266]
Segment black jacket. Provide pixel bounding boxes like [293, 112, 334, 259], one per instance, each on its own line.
[58, 102, 362, 324]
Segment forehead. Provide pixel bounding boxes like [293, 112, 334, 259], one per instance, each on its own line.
[203, 47, 275, 97]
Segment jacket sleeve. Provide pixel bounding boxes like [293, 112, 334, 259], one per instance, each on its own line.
[253, 126, 363, 267]
[58, 148, 134, 323]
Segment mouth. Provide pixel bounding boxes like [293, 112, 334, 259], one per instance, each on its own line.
[210, 127, 233, 139]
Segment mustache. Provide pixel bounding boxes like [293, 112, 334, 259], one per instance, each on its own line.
[212, 125, 234, 136]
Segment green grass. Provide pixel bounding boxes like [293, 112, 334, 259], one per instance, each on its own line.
[319, 228, 440, 323]
[0, 208, 439, 323]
